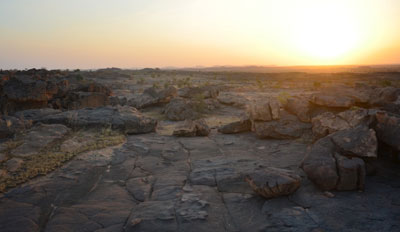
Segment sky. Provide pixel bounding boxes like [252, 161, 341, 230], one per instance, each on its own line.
[1, 0, 400, 69]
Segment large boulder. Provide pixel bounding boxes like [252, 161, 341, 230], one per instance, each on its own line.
[311, 92, 355, 108]
[302, 126, 372, 191]
[247, 98, 280, 122]
[311, 108, 374, 139]
[38, 106, 157, 134]
[129, 86, 177, 109]
[164, 98, 198, 121]
[254, 111, 311, 139]
[245, 167, 301, 199]
[172, 119, 210, 137]
[218, 119, 251, 134]
[217, 92, 248, 108]
[330, 125, 378, 158]
[369, 87, 400, 106]
[374, 112, 400, 160]
[285, 96, 311, 122]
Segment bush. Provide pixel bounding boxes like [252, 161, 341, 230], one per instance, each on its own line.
[192, 94, 206, 113]
[313, 81, 321, 88]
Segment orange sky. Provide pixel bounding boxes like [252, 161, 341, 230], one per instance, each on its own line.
[1, 0, 399, 69]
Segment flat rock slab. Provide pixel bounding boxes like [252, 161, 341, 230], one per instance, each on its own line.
[0, 132, 399, 232]
[11, 124, 70, 157]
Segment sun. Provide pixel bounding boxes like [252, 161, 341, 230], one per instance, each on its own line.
[293, 3, 360, 63]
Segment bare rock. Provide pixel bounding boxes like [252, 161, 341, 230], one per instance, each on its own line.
[302, 137, 339, 190]
[0, 116, 32, 139]
[311, 92, 355, 108]
[164, 98, 198, 121]
[217, 92, 248, 108]
[218, 119, 251, 134]
[285, 96, 311, 122]
[11, 124, 71, 157]
[129, 86, 177, 109]
[14, 108, 61, 123]
[369, 87, 400, 106]
[247, 98, 280, 121]
[66, 91, 109, 110]
[178, 85, 219, 99]
[335, 153, 366, 191]
[6, 158, 24, 172]
[374, 111, 400, 151]
[245, 168, 301, 199]
[331, 125, 378, 158]
[173, 119, 210, 137]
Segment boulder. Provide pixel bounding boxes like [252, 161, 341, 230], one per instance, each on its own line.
[311, 92, 354, 108]
[374, 111, 400, 151]
[369, 87, 400, 106]
[164, 98, 198, 121]
[173, 119, 210, 137]
[11, 124, 71, 157]
[129, 86, 177, 109]
[38, 106, 157, 134]
[334, 153, 366, 191]
[285, 96, 311, 122]
[254, 111, 311, 139]
[217, 92, 248, 108]
[218, 119, 251, 134]
[331, 125, 378, 158]
[109, 96, 128, 106]
[302, 137, 339, 190]
[302, 129, 370, 191]
[245, 167, 301, 199]
[311, 112, 350, 139]
[247, 98, 280, 122]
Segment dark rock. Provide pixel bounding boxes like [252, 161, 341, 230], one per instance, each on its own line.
[164, 98, 198, 121]
[334, 153, 366, 191]
[245, 167, 301, 199]
[217, 92, 248, 108]
[173, 119, 210, 137]
[39, 106, 157, 134]
[302, 137, 339, 190]
[369, 87, 400, 106]
[109, 96, 128, 106]
[374, 111, 400, 151]
[14, 108, 61, 123]
[11, 123, 71, 157]
[331, 125, 378, 158]
[218, 119, 251, 134]
[6, 158, 23, 172]
[66, 91, 109, 110]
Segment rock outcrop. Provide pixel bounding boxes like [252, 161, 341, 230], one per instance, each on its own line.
[218, 119, 251, 134]
[173, 119, 210, 137]
[129, 86, 177, 109]
[164, 98, 198, 121]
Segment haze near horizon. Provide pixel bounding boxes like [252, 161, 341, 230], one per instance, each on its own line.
[1, 0, 400, 69]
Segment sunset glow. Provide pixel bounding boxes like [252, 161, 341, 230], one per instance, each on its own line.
[1, 0, 399, 69]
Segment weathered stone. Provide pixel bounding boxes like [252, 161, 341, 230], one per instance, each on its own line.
[129, 86, 177, 109]
[126, 176, 154, 202]
[39, 106, 157, 134]
[247, 98, 280, 121]
[245, 167, 301, 199]
[374, 111, 400, 151]
[218, 119, 251, 134]
[335, 153, 366, 191]
[285, 96, 311, 122]
[254, 119, 311, 139]
[331, 125, 378, 158]
[217, 92, 248, 108]
[14, 108, 61, 123]
[173, 119, 210, 137]
[66, 91, 109, 110]
[311, 112, 350, 139]
[311, 92, 355, 108]
[11, 124, 71, 157]
[178, 86, 219, 99]
[302, 137, 338, 190]
[369, 86, 400, 106]
[164, 98, 198, 121]
[109, 95, 128, 106]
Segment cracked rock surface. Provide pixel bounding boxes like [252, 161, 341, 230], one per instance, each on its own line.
[1, 131, 399, 232]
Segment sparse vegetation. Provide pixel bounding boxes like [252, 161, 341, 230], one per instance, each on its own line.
[277, 91, 291, 105]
